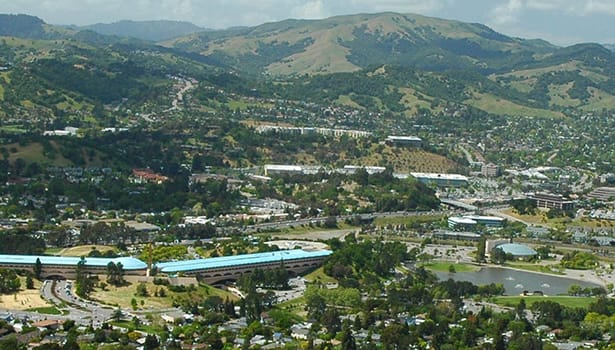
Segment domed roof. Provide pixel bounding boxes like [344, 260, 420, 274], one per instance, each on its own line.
[497, 243, 537, 257]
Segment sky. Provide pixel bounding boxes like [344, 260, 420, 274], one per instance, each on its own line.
[0, 0, 614, 45]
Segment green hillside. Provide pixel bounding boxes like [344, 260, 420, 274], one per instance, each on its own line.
[165, 12, 555, 76]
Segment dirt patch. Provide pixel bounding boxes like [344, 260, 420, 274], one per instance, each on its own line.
[0, 289, 51, 310]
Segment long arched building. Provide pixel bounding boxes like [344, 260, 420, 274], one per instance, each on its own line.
[155, 249, 332, 284]
[0, 255, 147, 279]
[0, 249, 332, 283]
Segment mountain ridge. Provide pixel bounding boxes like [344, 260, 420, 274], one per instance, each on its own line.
[74, 20, 207, 42]
[164, 12, 559, 76]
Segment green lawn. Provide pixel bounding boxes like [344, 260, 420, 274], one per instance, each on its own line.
[505, 262, 564, 275]
[109, 320, 162, 335]
[44, 247, 64, 255]
[374, 214, 444, 227]
[422, 262, 480, 273]
[276, 296, 306, 315]
[304, 267, 337, 284]
[493, 296, 596, 309]
[26, 306, 63, 315]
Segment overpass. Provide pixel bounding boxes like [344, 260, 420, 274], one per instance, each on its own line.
[440, 198, 478, 211]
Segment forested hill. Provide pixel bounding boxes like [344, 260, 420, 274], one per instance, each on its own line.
[3, 12, 615, 120]
[0, 14, 48, 38]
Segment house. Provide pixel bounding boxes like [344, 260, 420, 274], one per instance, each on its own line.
[33, 320, 63, 330]
[290, 323, 312, 340]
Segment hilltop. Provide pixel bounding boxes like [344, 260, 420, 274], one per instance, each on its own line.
[2, 12, 615, 122]
[165, 12, 555, 76]
[75, 20, 207, 42]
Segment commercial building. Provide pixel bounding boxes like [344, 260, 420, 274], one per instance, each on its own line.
[0, 255, 148, 279]
[447, 215, 505, 231]
[447, 217, 479, 231]
[411, 172, 468, 187]
[263, 164, 323, 176]
[464, 215, 505, 228]
[264, 165, 304, 176]
[528, 192, 574, 211]
[433, 230, 481, 242]
[481, 163, 500, 177]
[340, 165, 386, 175]
[385, 136, 422, 147]
[587, 187, 615, 202]
[156, 249, 332, 284]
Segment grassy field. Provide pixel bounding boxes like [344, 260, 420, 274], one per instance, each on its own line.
[422, 262, 480, 273]
[502, 208, 615, 229]
[493, 295, 596, 309]
[110, 320, 163, 335]
[276, 296, 307, 316]
[26, 306, 64, 315]
[304, 267, 337, 284]
[57, 245, 117, 257]
[0, 278, 51, 310]
[91, 277, 237, 310]
[505, 262, 564, 275]
[466, 92, 565, 118]
[374, 214, 444, 227]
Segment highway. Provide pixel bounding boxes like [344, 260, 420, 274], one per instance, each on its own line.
[231, 209, 453, 234]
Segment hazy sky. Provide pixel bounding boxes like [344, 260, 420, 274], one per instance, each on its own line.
[1, 0, 614, 45]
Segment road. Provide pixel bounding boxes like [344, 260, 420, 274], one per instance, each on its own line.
[40, 280, 115, 327]
[232, 210, 451, 235]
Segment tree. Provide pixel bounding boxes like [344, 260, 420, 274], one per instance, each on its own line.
[491, 247, 508, 264]
[106, 262, 125, 286]
[476, 236, 486, 263]
[144, 334, 159, 350]
[340, 325, 357, 350]
[34, 258, 42, 280]
[136, 283, 149, 297]
[112, 307, 123, 321]
[25, 276, 34, 289]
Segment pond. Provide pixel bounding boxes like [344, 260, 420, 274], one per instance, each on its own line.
[433, 266, 602, 295]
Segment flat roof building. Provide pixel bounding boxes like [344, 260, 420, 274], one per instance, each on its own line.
[264, 165, 304, 176]
[448, 215, 505, 231]
[385, 136, 422, 147]
[587, 187, 615, 202]
[411, 173, 468, 188]
[481, 163, 500, 177]
[433, 230, 481, 241]
[528, 192, 574, 211]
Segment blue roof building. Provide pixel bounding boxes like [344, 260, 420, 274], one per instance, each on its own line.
[157, 249, 331, 273]
[156, 249, 332, 284]
[495, 243, 537, 258]
[0, 255, 147, 270]
[0, 254, 148, 279]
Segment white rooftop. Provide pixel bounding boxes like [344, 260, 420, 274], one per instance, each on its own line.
[411, 172, 469, 181]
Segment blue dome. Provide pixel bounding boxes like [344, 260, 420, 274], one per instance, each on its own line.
[497, 243, 537, 257]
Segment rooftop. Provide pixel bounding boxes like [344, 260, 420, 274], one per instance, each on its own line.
[496, 243, 537, 257]
[411, 172, 469, 181]
[464, 215, 505, 222]
[0, 255, 148, 270]
[386, 136, 422, 141]
[448, 217, 477, 225]
[156, 249, 332, 273]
